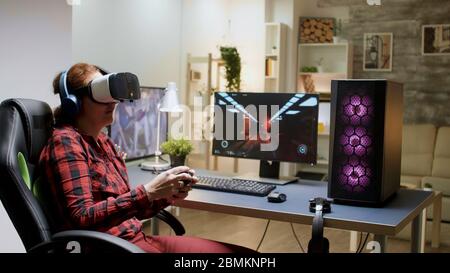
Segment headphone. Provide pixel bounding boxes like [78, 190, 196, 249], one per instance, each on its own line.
[307, 197, 332, 253]
[58, 66, 109, 117]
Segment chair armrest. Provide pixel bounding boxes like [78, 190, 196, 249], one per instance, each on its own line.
[28, 230, 145, 253]
[156, 209, 185, 236]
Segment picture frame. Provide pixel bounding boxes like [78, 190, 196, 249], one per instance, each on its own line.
[363, 33, 393, 72]
[422, 24, 450, 55]
[299, 17, 335, 44]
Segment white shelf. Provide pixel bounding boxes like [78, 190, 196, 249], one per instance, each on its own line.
[298, 72, 347, 76]
[264, 22, 286, 92]
[299, 43, 348, 47]
[265, 54, 278, 59]
[297, 41, 353, 101]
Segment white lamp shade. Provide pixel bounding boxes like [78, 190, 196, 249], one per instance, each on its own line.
[160, 82, 182, 112]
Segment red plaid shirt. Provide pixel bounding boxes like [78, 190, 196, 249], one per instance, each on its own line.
[39, 125, 169, 240]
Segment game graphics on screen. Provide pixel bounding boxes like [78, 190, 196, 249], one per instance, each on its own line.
[213, 92, 319, 164]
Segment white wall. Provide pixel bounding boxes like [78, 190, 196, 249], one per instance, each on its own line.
[180, 0, 265, 94]
[0, 0, 72, 252]
[0, 201, 25, 252]
[180, 0, 266, 173]
[0, 0, 72, 108]
[72, 0, 182, 88]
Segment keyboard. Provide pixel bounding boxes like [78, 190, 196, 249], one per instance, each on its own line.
[192, 175, 276, 197]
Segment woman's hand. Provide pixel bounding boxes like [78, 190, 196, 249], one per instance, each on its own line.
[144, 166, 198, 202]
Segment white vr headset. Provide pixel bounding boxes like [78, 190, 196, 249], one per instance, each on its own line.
[58, 67, 141, 116]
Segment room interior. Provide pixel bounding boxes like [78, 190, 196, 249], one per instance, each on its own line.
[0, 0, 449, 254]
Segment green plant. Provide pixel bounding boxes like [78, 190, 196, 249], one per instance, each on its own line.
[161, 138, 194, 157]
[424, 183, 433, 189]
[220, 46, 241, 91]
[301, 66, 318, 73]
[335, 18, 343, 36]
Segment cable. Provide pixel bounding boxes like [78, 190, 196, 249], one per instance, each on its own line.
[256, 220, 270, 252]
[358, 233, 370, 253]
[290, 223, 305, 253]
[356, 231, 363, 253]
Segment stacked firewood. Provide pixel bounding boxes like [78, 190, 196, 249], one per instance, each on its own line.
[299, 18, 334, 43]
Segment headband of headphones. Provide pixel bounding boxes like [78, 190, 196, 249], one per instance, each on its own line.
[58, 66, 141, 116]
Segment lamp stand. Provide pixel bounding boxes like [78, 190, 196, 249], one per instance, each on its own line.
[140, 104, 171, 171]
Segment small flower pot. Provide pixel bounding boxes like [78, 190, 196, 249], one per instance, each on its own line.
[170, 155, 187, 167]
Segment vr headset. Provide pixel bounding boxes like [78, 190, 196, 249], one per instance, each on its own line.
[58, 66, 141, 116]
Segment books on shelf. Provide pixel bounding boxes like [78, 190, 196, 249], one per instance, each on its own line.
[265, 58, 277, 77]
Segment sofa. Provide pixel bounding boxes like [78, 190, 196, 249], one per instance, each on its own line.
[401, 125, 450, 222]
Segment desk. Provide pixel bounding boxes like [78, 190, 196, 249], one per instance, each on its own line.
[127, 166, 435, 253]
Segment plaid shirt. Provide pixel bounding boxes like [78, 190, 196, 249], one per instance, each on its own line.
[40, 125, 169, 240]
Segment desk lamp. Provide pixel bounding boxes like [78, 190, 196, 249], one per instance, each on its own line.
[140, 82, 182, 171]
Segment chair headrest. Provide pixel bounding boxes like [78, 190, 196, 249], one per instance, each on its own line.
[0, 99, 54, 164]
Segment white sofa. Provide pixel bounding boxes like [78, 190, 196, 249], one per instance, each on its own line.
[422, 127, 450, 222]
[401, 125, 450, 222]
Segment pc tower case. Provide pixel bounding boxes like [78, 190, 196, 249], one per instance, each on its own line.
[328, 80, 403, 206]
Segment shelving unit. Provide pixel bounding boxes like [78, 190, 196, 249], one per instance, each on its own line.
[297, 42, 353, 101]
[264, 22, 286, 92]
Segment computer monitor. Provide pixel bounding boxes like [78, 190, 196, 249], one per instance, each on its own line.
[109, 86, 167, 161]
[212, 92, 319, 184]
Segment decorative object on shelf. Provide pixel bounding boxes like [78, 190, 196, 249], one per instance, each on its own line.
[333, 19, 343, 43]
[220, 46, 241, 91]
[422, 24, 450, 55]
[161, 138, 194, 167]
[299, 17, 334, 44]
[265, 57, 277, 77]
[190, 70, 201, 81]
[271, 45, 277, 54]
[363, 33, 393, 71]
[300, 74, 315, 92]
[316, 57, 324, 73]
[318, 122, 326, 134]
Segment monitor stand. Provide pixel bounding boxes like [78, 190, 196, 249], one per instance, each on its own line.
[234, 160, 298, 185]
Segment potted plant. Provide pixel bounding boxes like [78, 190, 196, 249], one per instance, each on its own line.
[423, 183, 433, 191]
[333, 18, 343, 43]
[316, 57, 325, 73]
[161, 138, 194, 167]
[220, 46, 241, 91]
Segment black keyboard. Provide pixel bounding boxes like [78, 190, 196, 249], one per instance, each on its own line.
[192, 176, 276, 197]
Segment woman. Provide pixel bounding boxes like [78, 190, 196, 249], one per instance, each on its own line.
[39, 63, 254, 253]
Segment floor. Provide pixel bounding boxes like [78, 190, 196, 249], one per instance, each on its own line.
[143, 207, 450, 253]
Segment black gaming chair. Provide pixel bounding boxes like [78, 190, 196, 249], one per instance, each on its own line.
[0, 98, 185, 253]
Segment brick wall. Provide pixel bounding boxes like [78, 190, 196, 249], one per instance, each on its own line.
[318, 0, 450, 125]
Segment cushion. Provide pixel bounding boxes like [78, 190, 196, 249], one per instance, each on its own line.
[17, 152, 31, 190]
[422, 176, 450, 197]
[401, 124, 436, 176]
[400, 175, 422, 188]
[432, 127, 450, 178]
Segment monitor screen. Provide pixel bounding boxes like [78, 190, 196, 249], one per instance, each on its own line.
[212, 92, 318, 164]
[109, 86, 167, 161]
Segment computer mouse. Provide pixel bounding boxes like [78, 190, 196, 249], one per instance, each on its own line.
[267, 191, 287, 203]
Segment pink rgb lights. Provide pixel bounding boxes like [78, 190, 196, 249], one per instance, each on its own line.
[337, 94, 374, 192]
